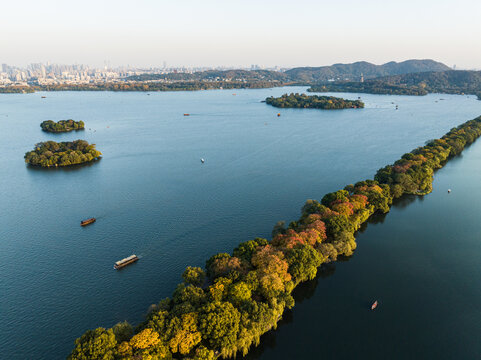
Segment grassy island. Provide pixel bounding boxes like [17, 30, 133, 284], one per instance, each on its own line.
[266, 93, 364, 109]
[40, 119, 85, 133]
[69, 116, 481, 360]
[308, 82, 428, 96]
[25, 140, 101, 167]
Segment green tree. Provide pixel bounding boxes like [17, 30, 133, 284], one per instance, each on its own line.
[182, 266, 206, 287]
[112, 321, 133, 343]
[68, 328, 117, 360]
[199, 301, 241, 354]
[287, 245, 324, 283]
[233, 238, 268, 263]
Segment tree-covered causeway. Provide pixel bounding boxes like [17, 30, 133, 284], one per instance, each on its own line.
[68, 116, 481, 360]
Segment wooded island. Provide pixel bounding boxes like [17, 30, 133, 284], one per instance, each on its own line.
[266, 93, 364, 109]
[25, 140, 101, 167]
[40, 119, 85, 133]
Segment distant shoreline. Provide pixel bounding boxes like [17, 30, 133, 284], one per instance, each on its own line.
[0, 81, 291, 94]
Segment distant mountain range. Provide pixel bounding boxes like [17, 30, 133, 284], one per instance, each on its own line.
[308, 70, 481, 99]
[285, 59, 451, 82]
[372, 70, 481, 94]
[126, 59, 450, 83]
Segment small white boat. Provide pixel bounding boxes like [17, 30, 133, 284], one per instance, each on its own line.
[371, 300, 378, 310]
[448, 189, 451, 193]
[201, 158, 205, 163]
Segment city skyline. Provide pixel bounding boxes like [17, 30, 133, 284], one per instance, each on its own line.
[2, 0, 481, 69]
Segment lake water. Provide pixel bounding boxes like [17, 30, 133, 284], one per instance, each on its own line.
[0, 88, 480, 359]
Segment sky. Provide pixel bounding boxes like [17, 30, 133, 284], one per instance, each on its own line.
[1, 0, 481, 69]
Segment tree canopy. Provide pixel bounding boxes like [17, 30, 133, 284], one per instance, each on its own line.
[69, 116, 481, 359]
[24, 140, 102, 167]
[265, 93, 364, 109]
[40, 119, 85, 133]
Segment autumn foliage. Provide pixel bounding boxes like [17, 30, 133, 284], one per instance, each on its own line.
[69, 116, 481, 360]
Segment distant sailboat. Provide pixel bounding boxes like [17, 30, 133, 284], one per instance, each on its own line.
[371, 300, 378, 310]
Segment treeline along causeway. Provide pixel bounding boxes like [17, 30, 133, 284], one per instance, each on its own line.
[68, 116, 481, 360]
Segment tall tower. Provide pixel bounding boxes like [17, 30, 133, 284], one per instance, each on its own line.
[360, 73, 364, 83]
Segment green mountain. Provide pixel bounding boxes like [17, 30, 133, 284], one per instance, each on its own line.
[308, 70, 481, 99]
[285, 59, 450, 82]
[372, 70, 481, 94]
[125, 60, 449, 84]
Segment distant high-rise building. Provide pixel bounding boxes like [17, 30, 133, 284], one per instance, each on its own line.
[1, 64, 8, 73]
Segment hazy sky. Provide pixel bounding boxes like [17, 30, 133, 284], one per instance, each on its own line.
[2, 0, 481, 68]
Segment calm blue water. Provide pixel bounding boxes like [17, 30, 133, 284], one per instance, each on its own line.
[0, 88, 480, 359]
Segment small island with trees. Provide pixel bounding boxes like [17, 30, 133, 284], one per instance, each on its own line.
[40, 119, 85, 133]
[24, 140, 102, 167]
[265, 93, 364, 109]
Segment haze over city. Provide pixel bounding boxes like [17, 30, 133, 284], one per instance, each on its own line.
[2, 0, 481, 69]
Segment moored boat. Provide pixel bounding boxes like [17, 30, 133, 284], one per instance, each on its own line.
[371, 300, 378, 310]
[114, 254, 139, 269]
[80, 218, 96, 226]
[184, 113, 190, 116]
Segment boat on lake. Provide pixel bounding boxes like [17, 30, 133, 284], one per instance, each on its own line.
[277, 113, 281, 117]
[80, 218, 96, 226]
[114, 254, 139, 269]
[184, 113, 190, 116]
[371, 300, 378, 310]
